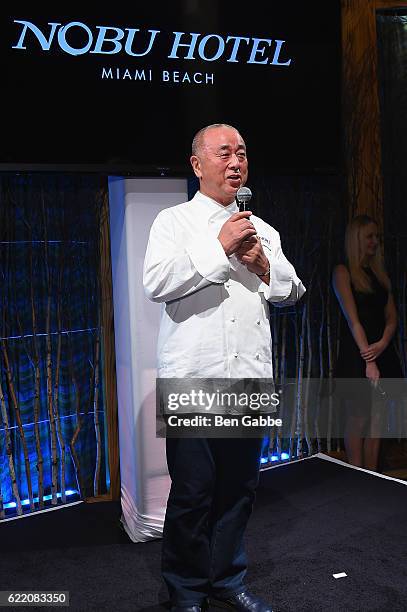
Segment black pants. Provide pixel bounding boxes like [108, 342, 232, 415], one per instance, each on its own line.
[162, 437, 263, 605]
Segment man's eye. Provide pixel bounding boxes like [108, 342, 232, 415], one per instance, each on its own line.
[237, 153, 246, 159]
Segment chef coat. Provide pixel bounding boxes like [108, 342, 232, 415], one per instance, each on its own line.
[143, 191, 305, 378]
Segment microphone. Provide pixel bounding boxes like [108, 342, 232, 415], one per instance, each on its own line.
[236, 186, 252, 213]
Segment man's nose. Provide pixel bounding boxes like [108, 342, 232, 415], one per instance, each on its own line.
[228, 154, 241, 169]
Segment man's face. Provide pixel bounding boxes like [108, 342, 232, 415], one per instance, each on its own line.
[190, 127, 248, 206]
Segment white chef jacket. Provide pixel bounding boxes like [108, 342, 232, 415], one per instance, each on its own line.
[143, 191, 305, 378]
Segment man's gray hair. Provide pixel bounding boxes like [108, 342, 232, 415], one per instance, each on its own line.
[191, 123, 240, 156]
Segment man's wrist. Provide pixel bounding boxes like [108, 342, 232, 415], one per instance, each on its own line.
[257, 263, 270, 278]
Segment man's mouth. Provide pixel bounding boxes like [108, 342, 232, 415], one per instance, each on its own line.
[227, 174, 241, 182]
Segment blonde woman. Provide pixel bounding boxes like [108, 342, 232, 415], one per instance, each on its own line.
[332, 215, 401, 471]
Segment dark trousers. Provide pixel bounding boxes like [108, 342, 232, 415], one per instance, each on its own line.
[162, 437, 263, 605]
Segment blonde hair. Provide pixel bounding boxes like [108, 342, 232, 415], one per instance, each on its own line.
[345, 215, 390, 292]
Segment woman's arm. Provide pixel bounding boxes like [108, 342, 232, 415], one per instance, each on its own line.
[360, 292, 398, 362]
[332, 265, 370, 352]
[332, 265, 380, 381]
[383, 293, 398, 343]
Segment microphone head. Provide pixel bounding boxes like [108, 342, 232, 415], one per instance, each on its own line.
[236, 186, 252, 206]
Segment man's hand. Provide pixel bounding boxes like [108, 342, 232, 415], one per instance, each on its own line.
[360, 339, 387, 362]
[235, 236, 269, 277]
[217, 211, 257, 256]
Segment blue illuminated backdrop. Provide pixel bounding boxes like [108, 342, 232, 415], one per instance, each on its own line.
[0, 174, 109, 518]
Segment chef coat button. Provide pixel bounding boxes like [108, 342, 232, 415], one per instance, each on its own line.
[225, 284, 230, 289]
[256, 319, 261, 325]
[234, 353, 239, 358]
[255, 353, 260, 360]
[231, 317, 236, 323]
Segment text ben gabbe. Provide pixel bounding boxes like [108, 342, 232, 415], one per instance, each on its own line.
[167, 414, 283, 429]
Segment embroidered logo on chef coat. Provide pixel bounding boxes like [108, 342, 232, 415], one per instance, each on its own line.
[258, 236, 272, 252]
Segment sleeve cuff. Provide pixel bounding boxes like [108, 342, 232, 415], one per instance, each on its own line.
[185, 234, 230, 283]
[261, 259, 306, 304]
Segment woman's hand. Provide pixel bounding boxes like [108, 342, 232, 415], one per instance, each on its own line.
[360, 339, 387, 362]
[365, 361, 380, 383]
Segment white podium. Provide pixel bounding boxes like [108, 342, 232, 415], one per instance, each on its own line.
[108, 177, 188, 542]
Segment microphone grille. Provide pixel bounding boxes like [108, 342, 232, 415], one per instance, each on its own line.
[236, 186, 252, 205]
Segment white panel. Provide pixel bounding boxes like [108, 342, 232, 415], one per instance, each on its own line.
[108, 177, 189, 542]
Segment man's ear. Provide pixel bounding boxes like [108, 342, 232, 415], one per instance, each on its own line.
[190, 155, 202, 179]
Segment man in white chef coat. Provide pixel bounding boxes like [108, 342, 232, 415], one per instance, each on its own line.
[143, 124, 305, 612]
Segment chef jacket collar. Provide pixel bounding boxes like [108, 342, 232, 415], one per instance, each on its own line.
[192, 191, 239, 218]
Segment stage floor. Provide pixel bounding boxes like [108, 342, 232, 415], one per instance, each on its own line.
[1, 454, 407, 611]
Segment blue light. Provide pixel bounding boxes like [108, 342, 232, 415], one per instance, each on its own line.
[271, 455, 279, 462]
[281, 452, 290, 460]
[0, 327, 98, 342]
[260, 457, 268, 464]
[1, 412, 103, 434]
[4, 489, 79, 510]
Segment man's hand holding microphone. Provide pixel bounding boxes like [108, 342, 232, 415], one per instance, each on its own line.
[217, 210, 270, 281]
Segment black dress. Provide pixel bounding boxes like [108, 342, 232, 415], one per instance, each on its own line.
[335, 265, 403, 407]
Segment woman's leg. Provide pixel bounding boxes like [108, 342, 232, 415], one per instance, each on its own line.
[344, 412, 366, 467]
[363, 438, 381, 471]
